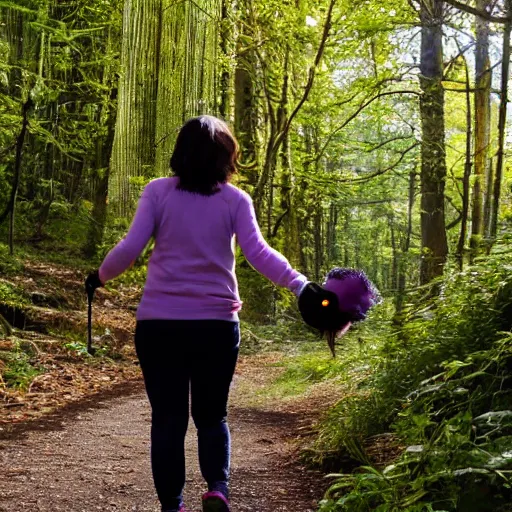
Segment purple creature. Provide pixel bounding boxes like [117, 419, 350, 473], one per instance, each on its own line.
[323, 267, 381, 355]
[298, 268, 381, 356]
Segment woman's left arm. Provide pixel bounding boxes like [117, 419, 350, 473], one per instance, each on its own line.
[98, 185, 156, 283]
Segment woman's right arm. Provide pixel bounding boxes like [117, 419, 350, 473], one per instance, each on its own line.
[98, 184, 156, 284]
[234, 192, 307, 295]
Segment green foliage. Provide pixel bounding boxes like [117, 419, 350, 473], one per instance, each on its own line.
[0, 282, 28, 308]
[237, 256, 277, 323]
[0, 2, 510, 510]
[239, 319, 319, 356]
[316, 243, 512, 511]
[0, 0, 122, 254]
[261, 314, 387, 397]
[320, 333, 512, 512]
[63, 338, 110, 358]
[0, 342, 44, 390]
[0, 243, 24, 275]
[1, 198, 95, 266]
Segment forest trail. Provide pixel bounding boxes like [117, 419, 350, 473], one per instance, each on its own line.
[0, 353, 326, 512]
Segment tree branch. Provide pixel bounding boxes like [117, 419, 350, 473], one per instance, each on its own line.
[272, 0, 337, 154]
[270, 208, 289, 239]
[444, 86, 501, 93]
[446, 214, 462, 230]
[444, 0, 511, 23]
[0, 98, 32, 225]
[337, 142, 420, 184]
[443, 41, 476, 78]
[363, 134, 416, 152]
[336, 198, 398, 206]
[310, 90, 420, 165]
[446, 193, 462, 215]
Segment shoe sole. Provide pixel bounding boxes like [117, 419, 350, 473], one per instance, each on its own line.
[202, 496, 230, 512]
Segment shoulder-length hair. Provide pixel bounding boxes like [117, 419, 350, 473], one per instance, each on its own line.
[170, 115, 238, 195]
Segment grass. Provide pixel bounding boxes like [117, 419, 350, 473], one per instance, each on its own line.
[258, 316, 387, 400]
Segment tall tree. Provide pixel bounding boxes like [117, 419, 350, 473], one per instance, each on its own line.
[219, 0, 234, 123]
[456, 52, 473, 269]
[252, 0, 336, 216]
[418, 0, 448, 284]
[491, 0, 511, 240]
[110, 0, 220, 215]
[471, 0, 492, 255]
[108, 0, 161, 216]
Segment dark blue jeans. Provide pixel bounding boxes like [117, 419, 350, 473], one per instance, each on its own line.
[135, 320, 240, 512]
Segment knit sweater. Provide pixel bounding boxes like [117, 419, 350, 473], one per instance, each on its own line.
[99, 177, 307, 321]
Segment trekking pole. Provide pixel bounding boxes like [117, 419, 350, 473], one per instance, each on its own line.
[85, 270, 101, 355]
[87, 288, 96, 355]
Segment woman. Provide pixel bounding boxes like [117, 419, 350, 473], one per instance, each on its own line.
[85, 115, 308, 512]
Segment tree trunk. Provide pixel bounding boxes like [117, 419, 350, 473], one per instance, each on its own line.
[483, 157, 493, 242]
[456, 53, 472, 269]
[219, 0, 234, 123]
[297, 125, 314, 275]
[111, 0, 220, 210]
[154, 0, 219, 176]
[313, 208, 323, 281]
[109, 0, 161, 216]
[491, 2, 511, 241]
[252, 0, 335, 215]
[326, 203, 338, 264]
[234, 64, 259, 183]
[5, 7, 24, 97]
[234, 11, 260, 187]
[3, 99, 32, 254]
[269, 47, 291, 241]
[471, 0, 492, 257]
[389, 215, 398, 292]
[343, 212, 350, 268]
[84, 91, 118, 258]
[419, 0, 448, 285]
[395, 170, 417, 318]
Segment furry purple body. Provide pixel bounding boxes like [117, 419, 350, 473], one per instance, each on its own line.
[323, 268, 380, 321]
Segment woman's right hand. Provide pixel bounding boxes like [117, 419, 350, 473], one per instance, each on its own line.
[85, 270, 103, 300]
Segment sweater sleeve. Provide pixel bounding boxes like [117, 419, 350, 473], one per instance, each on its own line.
[234, 192, 307, 295]
[99, 184, 156, 283]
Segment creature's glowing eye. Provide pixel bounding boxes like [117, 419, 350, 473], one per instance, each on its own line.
[321, 300, 330, 307]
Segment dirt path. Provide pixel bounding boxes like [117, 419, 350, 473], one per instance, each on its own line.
[0, 355, 325, 512]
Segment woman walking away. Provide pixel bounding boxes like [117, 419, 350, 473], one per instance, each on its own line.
[85, 116, 308, 512]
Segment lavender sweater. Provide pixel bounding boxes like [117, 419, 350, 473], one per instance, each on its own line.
[99, 177, 307, 322]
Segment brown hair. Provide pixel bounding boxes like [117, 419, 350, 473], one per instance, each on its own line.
[170, 115, 238, 195]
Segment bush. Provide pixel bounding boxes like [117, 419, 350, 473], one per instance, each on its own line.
[315, 241, 512, 511]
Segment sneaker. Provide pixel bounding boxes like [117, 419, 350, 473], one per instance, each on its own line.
[202, 490, 230, 512]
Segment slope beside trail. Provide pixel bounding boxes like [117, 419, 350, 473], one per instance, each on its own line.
[0, 352, 328, 512]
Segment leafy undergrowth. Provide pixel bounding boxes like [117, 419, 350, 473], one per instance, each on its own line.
[0, 245, 144, 427]
[260, 321, 383, 398]
[256, 243, 512, 511]
[275, 242, 512, 512]
[0, 334, 141, 426]
[258, 310, 400, 470]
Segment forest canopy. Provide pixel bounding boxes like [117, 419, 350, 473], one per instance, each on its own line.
[0, 0, 510, 295]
